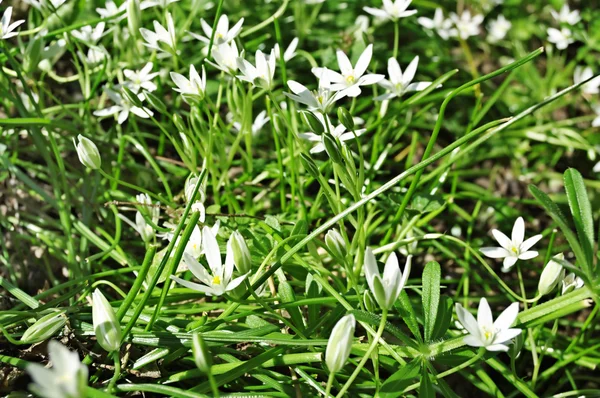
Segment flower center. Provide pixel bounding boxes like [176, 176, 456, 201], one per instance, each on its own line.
[345, 74, 356, 84]
[482, 327, 495, 343]
[511, 246, 519, 254]
[212, 275, 221, 285]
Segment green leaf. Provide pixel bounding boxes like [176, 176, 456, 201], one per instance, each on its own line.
[380, 358, 421, 397]
[432, 295, 453, 341]
[396, 291, 423, 344]
[350, 310, 419, 349]
[422, 261, 441, 342]
[563, 168, 594, 273]
[420, 366, 435, 398]
[529, 185, 588, 274]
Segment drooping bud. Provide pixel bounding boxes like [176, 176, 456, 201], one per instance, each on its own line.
[337, 107, 354, 131]
[300, 153, 320, 179]
[302, 111, 325, 135]
[92, 289, 122, 352]
[325, 229, 346, 261]
[20, 311, 67, 344]
[192, 332, 212, 374]
[73, 135, 101, 170]
[325, 314, 356, 373]
[538, 253, 565, 296]
[323, 134, 343, 165]
[229, 231, 252, 274]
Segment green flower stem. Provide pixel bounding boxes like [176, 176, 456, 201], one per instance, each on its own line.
[393, 21, 399, 59]
[116, 245, 157, 322]
[98, 169, 166, 205]
[208, 371, 220, 398]
[325, 371, 335, 397]
[107, 351, 121, 393]
[335, 309, 388, 397]
[240, 0, 289, 38]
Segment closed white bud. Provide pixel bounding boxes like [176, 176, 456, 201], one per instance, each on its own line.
[21, 311, 67, 344]
[364, 248, 411, 310]
[229, 231, 251, 274]
[185, 176, 206, 204]
[192, 332, 212, 373]
[325, 229, 346, 260]
[325, 314, 355, 373]
[73, 135, 101, 170]
[92, 289, 121, 352]
[538, 253, 565, 296]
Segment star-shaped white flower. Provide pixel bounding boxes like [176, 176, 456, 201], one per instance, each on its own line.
[171, 227, 247, 296]
[93, 88, 153, 125]
[140, 12, 177, 54]
[455, 298, 521, 352]
[96, 0, 127, 21]
[364, 248, 411, 310]
[233, 110, 270, 136]
[71, 22, 106, 44]
[550, 4, 581, 26]
[487, 15, 511, 43]
[449, 10, 483, 40]
[363, 0, 417, 21]
[547, 27, 574, 50]
[274, 37, 299, 62]
[27, 341, 88, 398]
[189, 14, 244, 45]
[481, 217, 542, 272]
[237, 49, 277, 90]
[312, 44, 384, 98]
[299, 113, 365, 154]
[207, 41, 240, 74]
[170, 64, 207, 103]
[0, 2, 25, 40]
[284, 68, 346, 113]
[574, 66, 600, 95]
[418, 8, 455, 40]
[376, 56, 432, 101]
[124, 62, 159, 93]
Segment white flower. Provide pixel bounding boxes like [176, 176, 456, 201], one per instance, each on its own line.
[363, 0, 417, 21]
[237, 49, 277, 90]
[352, 15, 370, 42]
[71, 22, 106, 43]
[27, 341, 88, 398]
[550, 4, 581, 26]
[418, 8, 455, 40]
[0, 2, 25, 40]
[189, 14, 244, 45]
[96, 0, 127, 20]
[325, 314, 356, 373]
[141, 0, 179, 9]
[376, 56, 432, 101]
[547, 27, 574, 50]
[593, 105, 600, 128]
[233, 110, 270, 136]
[170, 64, 207, 103]
[363, 248, 411, 310]
[140, 12, 177, 54]
[562, 272, 584, 294]
[93, 88, 153, 125]
[299, 113, 365, 154]
[274, 37, 299, 62]
[79, 47, 108, 65]
[124, 62, 159, 93]
[284, 68, 346, 113]
[171, 227, 247, 296]
[480, 217, 543, 272]
[312, 44, 384, 98]
[449, 10, 483, 40]
[207, 41, 240, 74]
[455, 298, 521, 352]
[73, 135, 101, 170]
[487, 15, 511, 43]
[538, 253, 565, 296]
[574, 66, 600, 95]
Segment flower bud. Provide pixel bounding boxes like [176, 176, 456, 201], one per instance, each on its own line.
[92, 289, 122, 352]
[562, 273, 584, 295]
[302, 111, 325, 135]
[300, 153, 320, 179]
[192, 332, 212, 374]
[363, 290, 376, 313]
[127, 0, 142, 39]
[325, 229, 346, 261]
[122, 86, 144, 108]
[185, 175, 206, 204]
[73, 135, 101, 170]
[538, 253, 564, 296]
[337, 107, 354, 131]
[323, 134, 344, 165]
[325, 314, 355, 373]
[20, 311, 67, 344]
[229, 231, 252, 274]
[145, 91, 167, 114]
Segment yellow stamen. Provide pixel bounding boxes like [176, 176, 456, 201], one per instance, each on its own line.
[345, 75, 356, 84]
[212, 275, 221, 285]
[511, 247, 518, 254]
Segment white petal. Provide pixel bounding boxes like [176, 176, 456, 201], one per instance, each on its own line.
[226, 274, 247, 292]
[455, 303, 480, 337]
[170, 275, 213, 294]
[354, 44, 373, 78]
[480, 247, 509, 259]
[336, 49, 353, 76]
[520, 234, 542, 252]
[202, 226, 222, 276]
[518, 251, 538, 260]
[463, 334, 485, 347]
[511, 217, 525, 245]
[486, 343, 509, 352]
[494, 328, 521, 345]
[502, 256, 518, 270]
[477, 297, 493, 329]
[183, 253, 212, 285]
[402, 56, 419, 86]
[493, 302, 519, 331]
[491, 229, 512, 250]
